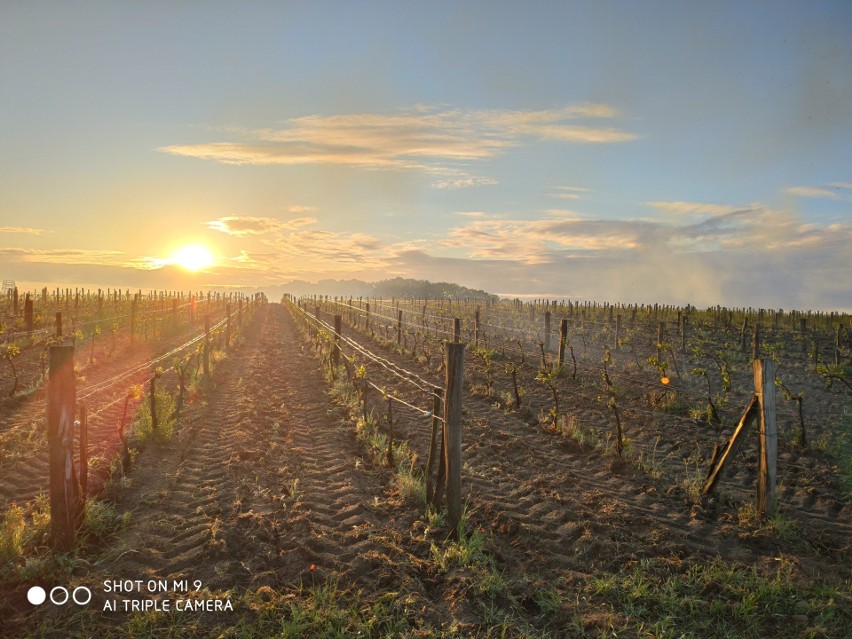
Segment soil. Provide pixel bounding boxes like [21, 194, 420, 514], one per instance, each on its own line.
[2, 302, 849, 637]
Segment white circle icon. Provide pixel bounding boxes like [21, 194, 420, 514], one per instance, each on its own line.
[49, 586, 69, 605]
[72, 586, 92, 605]
[27, 586, 46, 605]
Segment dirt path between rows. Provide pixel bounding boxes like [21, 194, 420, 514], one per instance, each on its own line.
[11, 304, 446, 637]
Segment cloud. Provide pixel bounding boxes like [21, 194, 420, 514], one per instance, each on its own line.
[159, 104, 637, 186]
[432, 177, 499, 189]
[786, 183, 852, 200]
[642, 201, 742, 216]
[288, 205, 318, 213]
[551, 193, 581, 200]
[786, 186, 844, 200]
[0, 227, 50, 235]
[207, 216, 285, 236]
[0, 247, 125, 265]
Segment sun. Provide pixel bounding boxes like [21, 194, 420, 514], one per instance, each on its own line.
[172, 244, 214, 272]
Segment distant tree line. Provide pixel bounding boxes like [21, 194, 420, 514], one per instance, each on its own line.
[280, 277, 498, 301]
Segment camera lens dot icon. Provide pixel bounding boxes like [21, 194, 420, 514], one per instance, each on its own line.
[27, 586, 46, 606]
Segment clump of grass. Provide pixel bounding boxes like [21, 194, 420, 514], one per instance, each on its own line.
[0, 493, 128, 599]
[533, 585, 562, 617]
[395, 458, 426, 506]
[76, 499, 131, 549]
[133, 387, 177, 443]
[590, 557, 850, 638]
[559, 414, 603, 449]
[430, 506, 488, 571]
[736, 503, 800, 543]
[0, 495, 52, 581]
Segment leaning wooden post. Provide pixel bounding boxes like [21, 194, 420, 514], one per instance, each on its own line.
[754, 359, 777, 516]
[333, 314, 342, 370]
[558, 318, 568, 368]
[79, 401, 88, 501]
[55, 312, 62, 338]
[47, 344, 81, 551]
[443, 342, 465, 537]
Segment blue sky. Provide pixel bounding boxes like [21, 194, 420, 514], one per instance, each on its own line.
[1, 1, 850, 309]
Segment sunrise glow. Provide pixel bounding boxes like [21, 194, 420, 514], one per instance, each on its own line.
[172, 244, 214, 272]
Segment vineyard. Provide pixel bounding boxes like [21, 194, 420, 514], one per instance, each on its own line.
[0, 290, 849, 637]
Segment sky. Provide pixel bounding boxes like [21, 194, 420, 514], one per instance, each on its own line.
[1, 1, 851, 310]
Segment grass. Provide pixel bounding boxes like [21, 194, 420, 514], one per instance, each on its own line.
[736, 502, 801, 543]
[0, 493, 130, 601]
[327, 365, 428, 507]
[429, 506, 489, 571]
[590, 556, 851, 638]
[132, 387, 177, 443]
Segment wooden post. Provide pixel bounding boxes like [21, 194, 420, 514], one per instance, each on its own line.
[752, 324, 760, 361]
[150, 373, 159, 433]
[544, 311, 552, 353]
[55, 312, 62, 338]
[425, 387, 443, 506]
[454, 318, 461, 343]
[474, 308, 480, 347]
[13, 287, 18, 315]
[386, 398, 394, 467]
[203, 315, 210, 378]
[558, 318, 568, 368]
[366, 303, 370, 331]
[397, 309, 402, 345]
[25, 296, 34, 333]
[47, 344, 81, 550]
[333, 314, 342, 370]
[225, 304, 232, 348]
[79, 401, 88, 500]
[754, 359, 777, 516]
[443, 342, 465, 536]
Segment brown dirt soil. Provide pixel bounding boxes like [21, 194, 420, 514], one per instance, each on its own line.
[0, 311, 228, 511]
[4, 302, 850, 637]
